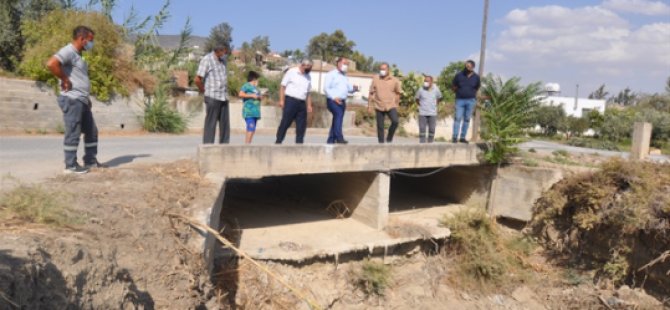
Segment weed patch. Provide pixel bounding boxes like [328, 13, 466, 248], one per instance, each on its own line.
[440, 209, 535, 292]
[0, 184, 81, 227]
[353, 260, 392, 297]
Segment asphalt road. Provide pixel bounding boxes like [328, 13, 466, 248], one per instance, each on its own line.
[1, 134, 667, 185]
[0, 133, 390, 184]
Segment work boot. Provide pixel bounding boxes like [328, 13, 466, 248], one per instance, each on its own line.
[64, 164, 89, 174]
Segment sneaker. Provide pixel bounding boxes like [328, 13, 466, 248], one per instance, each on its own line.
[459, 138, 469, 144]
[336, 140, 349, 144]
[84, 161, 108, 169]
[451, 138, 458, 143]
[64, 165, 89, 174]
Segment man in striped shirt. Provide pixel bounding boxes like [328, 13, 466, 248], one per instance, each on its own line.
[195, 45, 230, 144]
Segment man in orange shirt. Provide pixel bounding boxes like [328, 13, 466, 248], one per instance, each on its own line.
[368, 63, 401, 143]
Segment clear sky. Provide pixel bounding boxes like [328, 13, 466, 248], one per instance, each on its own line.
[109, 0, 670, 96]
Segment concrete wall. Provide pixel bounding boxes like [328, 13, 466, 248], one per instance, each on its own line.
[491, 166, 564, 221]
[0, 77, 354, 133]
[0, 77, 145, 132]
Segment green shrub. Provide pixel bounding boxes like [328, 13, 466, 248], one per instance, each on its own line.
[566, 137, 620, 151]
[142, 96, 186, 133]
[19, 10, 137, 101]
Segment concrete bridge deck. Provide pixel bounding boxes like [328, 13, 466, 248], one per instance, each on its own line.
[198, 143, 485, 179]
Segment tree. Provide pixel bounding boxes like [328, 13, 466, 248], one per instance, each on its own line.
[588, 84, 609, 100]
[610, 87, 638, 106]
[0, 0, 65, 71]
[436, 61, 465, 104]
[0, 0, 22, 71]
[530, 105, 566, 136]
[204, 22, 233, 52]
[666, 76, 670, 94]
[350, 50, 375, 73]
[306, 29, 355, 62]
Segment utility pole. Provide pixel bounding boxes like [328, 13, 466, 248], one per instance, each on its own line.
[472, 0, 489, 142]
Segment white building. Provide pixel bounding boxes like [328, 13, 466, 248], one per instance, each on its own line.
[538, 83, 606, 117]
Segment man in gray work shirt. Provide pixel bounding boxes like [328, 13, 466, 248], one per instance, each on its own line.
[415, 75, 442, 143]
[47, 25, 103, 174]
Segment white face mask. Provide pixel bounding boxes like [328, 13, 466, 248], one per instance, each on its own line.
[341, 64, 348, 72]
[423, 82, 430, 88]
[379, 70, 387, 77]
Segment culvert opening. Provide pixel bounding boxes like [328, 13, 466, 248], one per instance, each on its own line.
[389, 165, 495, 212]
[220, 171, 379, 230]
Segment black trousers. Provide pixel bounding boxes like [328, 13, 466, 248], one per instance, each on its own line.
[276, 96, 307, 144]
[375, 108, 399, 143]
[203, 96, 230, 144]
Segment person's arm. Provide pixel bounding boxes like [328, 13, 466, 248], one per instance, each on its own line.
[195, 58, 209, 94]
[306, 93, 313, 113]
[368, 80, 376, 113]
[451, 75, 458, 92]
[415, 89, 421, 106]
[279, 85, 286, 108]
[194, 76, 205, 94]
[394, 80, 401, 106]
[46, 56, 71, 91]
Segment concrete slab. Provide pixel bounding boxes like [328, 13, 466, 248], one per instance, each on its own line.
[233, 205, 456, 261]
[198, 143, 484, 179]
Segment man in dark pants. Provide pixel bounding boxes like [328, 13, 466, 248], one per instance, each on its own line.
[275, 59, 313, 144]
[195, 45, 230, 144]
[324, 57, 358, 144]
[47, 25, 103, 174]
[368, 63, 401, 143]
[451, 60, 481, 143]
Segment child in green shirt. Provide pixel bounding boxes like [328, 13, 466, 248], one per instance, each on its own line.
[239, 71, 262, 144]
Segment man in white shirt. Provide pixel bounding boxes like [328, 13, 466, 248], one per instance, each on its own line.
[275, 59, 313, 144]
[324, 57, 358, 144]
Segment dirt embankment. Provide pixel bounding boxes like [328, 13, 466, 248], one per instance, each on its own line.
[0, 161, 221, 309]
[531, 159, 670, 300]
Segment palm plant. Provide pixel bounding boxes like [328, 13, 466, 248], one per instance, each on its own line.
[480, 75, 541, 218]
[480, 75, 541, 164]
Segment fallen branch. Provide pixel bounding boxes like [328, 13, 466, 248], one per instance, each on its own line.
[637, 250, 670, 272]
[165, 213, 322, 310]
[598, 295, 614, 310]
[0, 290, 18, 309]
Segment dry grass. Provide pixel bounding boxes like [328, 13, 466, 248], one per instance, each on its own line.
[530, 159, 670, 294]
[351, 260, 393, 297]
[440, 209, 536, 292]
[0, 183, 82, 227]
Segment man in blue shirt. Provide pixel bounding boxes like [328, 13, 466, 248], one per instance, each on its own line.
[324, 57, 358, 144]
[451, 60, 481, 143]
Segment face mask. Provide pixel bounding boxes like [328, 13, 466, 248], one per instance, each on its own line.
[379, 70, 387, 77]
[84, 40, 94, 51]
[423, 82, 430, 88]
[341, 64, 348, 73]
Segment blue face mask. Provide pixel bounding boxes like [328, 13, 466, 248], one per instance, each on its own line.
[84, 40, 94, 51]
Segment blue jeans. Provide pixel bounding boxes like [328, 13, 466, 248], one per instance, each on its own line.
[326, 98, 346, 143]
[453, 98, 476, 140]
